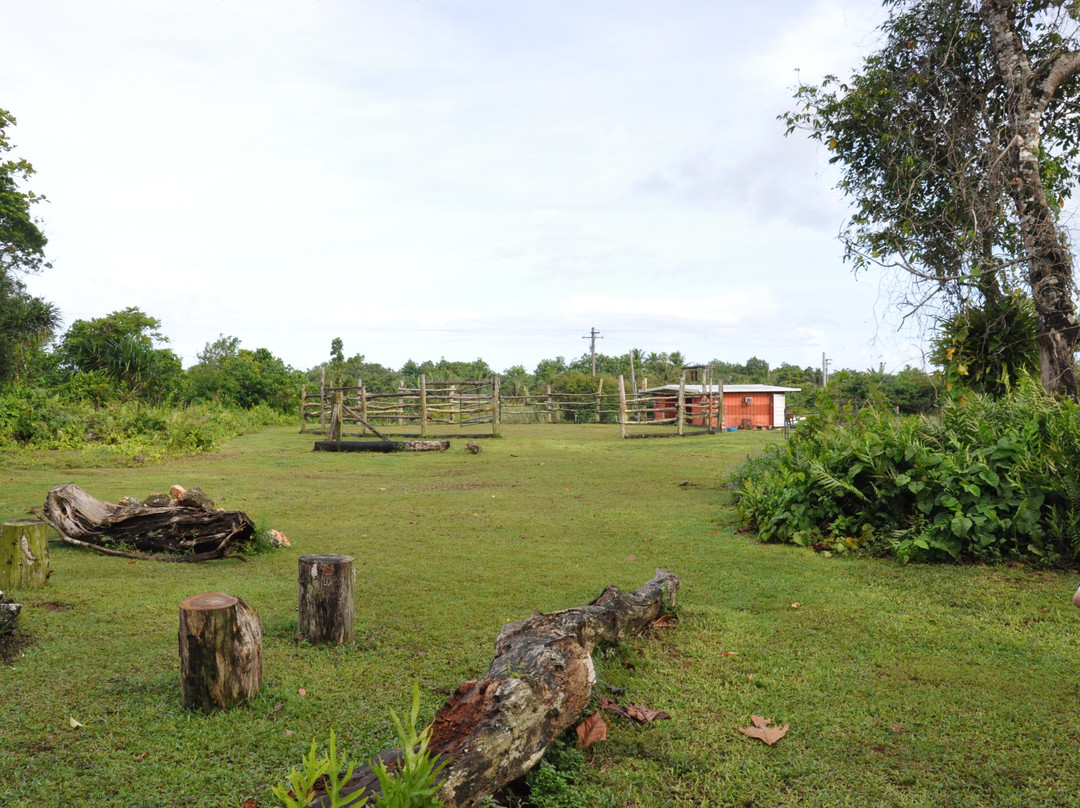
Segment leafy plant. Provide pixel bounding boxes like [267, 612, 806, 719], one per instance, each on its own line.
[272, 731, 368, 808]
[732, 378, 1080, 565]
[372, 683, 446, 808]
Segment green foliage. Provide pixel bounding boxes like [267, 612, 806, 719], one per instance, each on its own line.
[733, 379, 1080, 564]
[56, 307, 183, 403]
[524, 740, 592, 808]
[185, 335, 302, 412]
[930, 291, 1038, 397]
[0, 386, 286, 458]
[272, 732, 368, 808]
[0, 108, 49, 277]
[372, 683, 446, 808]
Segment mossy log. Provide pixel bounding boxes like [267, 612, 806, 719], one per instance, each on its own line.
[312, 569, 680, 808]
[298, 554, 355, 645]
[0, 519, 50, 590]
[313, 440, 450, 453]
[43, 483, 253, 561]
[178, 592, 262, 712]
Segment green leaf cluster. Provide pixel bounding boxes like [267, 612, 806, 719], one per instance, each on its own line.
[732, 378, 1080, 564]
[372, 683, 446, 808]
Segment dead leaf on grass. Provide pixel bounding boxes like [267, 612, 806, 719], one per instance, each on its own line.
[625, 555, 636, 562]
[890, 725, 907, 733]
[624, 704, 671, 724]
[651, 614, 679, 629]
[68, 717, 83, 729]
[576, 711, 607, 748]
[240, 799, 259, 808]
[738, 714, 789, 746]
[298, 688, 307, 697]
[598, 696, 630, 719]
[791, 602, 802, 609]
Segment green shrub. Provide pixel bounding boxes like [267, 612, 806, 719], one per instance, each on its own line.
[732, 378, 1080, 565]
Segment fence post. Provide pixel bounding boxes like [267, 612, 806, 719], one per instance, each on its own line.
[329, 391, 343, 441]
[359, 380, 369, 435]
[677, 370, 686, 437]
[718, 376, 725, 430]
[491, 376, 501, 436]
[618, 375, 627, 439]
[320, 366, 327, 432]
[547, 384, 555, 424]
[420, 374, 428, 437]
[299, 385, 307, 433]
[596, 378, 604, 423]
[398, 380, 405, 426]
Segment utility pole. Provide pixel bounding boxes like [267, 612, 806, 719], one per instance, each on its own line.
[582, 327, 603, 376]
[822, 352, 831, 386]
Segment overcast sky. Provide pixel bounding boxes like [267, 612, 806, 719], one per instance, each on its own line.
[4, 0, 934, 375]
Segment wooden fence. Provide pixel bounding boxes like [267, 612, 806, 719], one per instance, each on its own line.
[300, 371, 722, 439]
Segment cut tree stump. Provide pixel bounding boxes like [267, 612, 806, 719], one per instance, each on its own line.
[0, 519, 50, 590]
[309, 569, 680, 808]
[178, 592, 262, 713]
[298, 554, 355, 645]
[313, 440, 450, 453]
[43, 483, 253, 561]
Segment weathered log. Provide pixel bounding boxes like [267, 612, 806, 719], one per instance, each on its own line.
[313, 569, 680, 808]
[0, 519, 50, 590]
[313, 440, 450, 453]
[298, 554, 355, 645]
[0, 593, 21, 635]
[178, 592, 262, 713]
[466, 441, 483, 455]
[42, 484, 254, 561]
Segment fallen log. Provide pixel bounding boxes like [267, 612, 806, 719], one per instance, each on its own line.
[43, 483, 254, 562]
[313, 440, 450, 453]
[313, 569, 680, 808]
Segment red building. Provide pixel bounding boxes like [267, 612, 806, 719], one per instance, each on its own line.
[643, 384, 799, 429]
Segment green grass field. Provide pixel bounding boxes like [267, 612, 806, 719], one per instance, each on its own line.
[2, 425, 1079, 808]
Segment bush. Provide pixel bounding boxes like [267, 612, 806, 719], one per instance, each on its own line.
[731, 378, 1080, 565]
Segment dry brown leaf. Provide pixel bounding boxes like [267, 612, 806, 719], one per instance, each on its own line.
[136, 751, 147, 762]
[625, 555, 636, 562]
[890, 725, 907, 733]
[576, 711, 608, 748]
[651, 614, 679, 629]
[240, 799, 259, 808]
[598, 696, 630, 719]
[791, 602, 802, 609]
[738, 714, 789, 746]
[720, 651, 739, 656]
[298, 688, 307, 697]
[624, 704, 671, 724]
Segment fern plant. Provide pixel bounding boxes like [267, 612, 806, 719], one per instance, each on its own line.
[373, 683, 446, 808]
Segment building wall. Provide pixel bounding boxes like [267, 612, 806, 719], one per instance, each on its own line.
[723, 392, 776, 429]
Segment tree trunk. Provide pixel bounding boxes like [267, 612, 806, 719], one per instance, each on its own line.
[178, 592, 262, 713]
[982, 0, 1080, 399]
[43, 483, 253, 560]
[298, 555, 355, 645]
[313, 440, 449, 453]
[312, 569, 680, 808]
[0, 519, 50, 590]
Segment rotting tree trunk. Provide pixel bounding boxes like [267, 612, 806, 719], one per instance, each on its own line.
[313, 440, 449, 453]
[313, 569, 680, 808]
[981, 0, 1080, 399]
[178, 592, 262, 713]
[298, 554, 355, 645]
[42, 484, 253, 561]
[0, 519, 50, 590]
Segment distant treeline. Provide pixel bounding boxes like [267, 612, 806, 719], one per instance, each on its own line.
[0, 306, 941, 440]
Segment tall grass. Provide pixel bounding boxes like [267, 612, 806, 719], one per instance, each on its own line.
[732, 379, 1080, 564]
[0, 386, 288, 461]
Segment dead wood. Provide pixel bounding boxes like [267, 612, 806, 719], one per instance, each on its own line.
[42, 483, 254, 561]
[313, 569, 680, 808]
[313, 440, 450, 453]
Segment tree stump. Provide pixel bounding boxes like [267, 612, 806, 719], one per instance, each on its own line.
[178, 593, 262, 713]
[298, 554, 355, 645]
[0, 520, 50, 590]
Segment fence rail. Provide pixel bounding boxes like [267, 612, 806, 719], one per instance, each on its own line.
[300, 370, 725, 439]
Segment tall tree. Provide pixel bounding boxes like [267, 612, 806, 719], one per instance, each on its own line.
[783, 0, 1080, 398]
[0, 108, 58, 385]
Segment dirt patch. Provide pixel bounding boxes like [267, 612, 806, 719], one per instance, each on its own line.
[435, 482, 516, 491]
[1, 630, 33, 665]
[42, 601, 74, 612]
